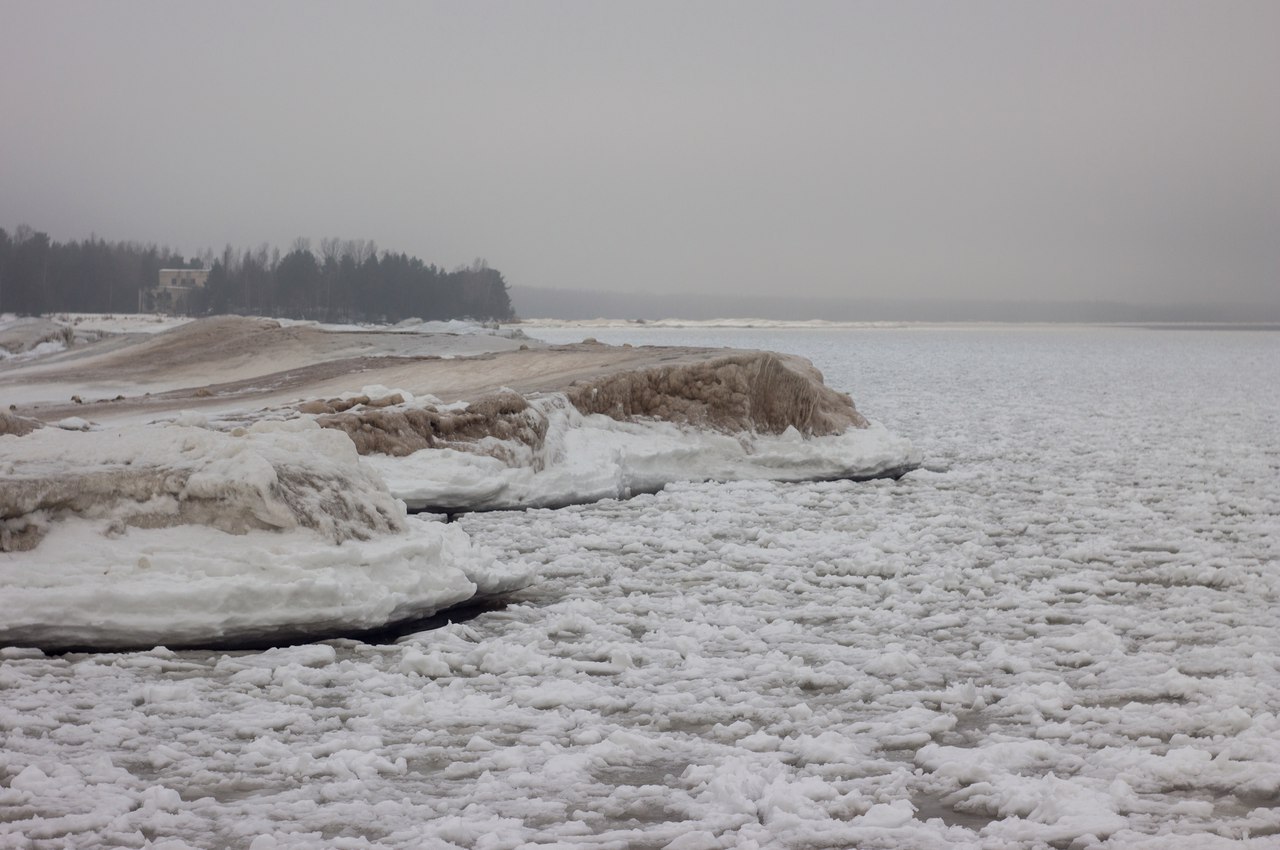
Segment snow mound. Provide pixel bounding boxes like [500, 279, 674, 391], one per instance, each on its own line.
[1, 418, 403, 550]
[314, 390, 548, 462]
[0, 316, 73, 359]
[0, 419, 526, 649]
[370, 399, 919, 511]
[293, 351, 916, 512]
[565, 350, 868, 435]
[74, 314, 292, 377]
[0, 410, 43, 437]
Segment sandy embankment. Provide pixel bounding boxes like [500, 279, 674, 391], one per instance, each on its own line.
[2, 315, 912, 515]
[2, 317, 919, 505]
[2, 315, 870, 436]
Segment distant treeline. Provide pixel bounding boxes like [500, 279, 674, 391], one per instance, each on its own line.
[0, 226, 515, 322]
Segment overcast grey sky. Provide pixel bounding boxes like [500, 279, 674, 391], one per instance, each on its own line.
[2, 1, 1277, 309]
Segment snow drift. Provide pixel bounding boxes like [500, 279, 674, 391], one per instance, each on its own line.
[0, 410, 43, 437]
[1, 417, 404, 551]
[0, 418, 527, 649]
[1, 317, 918, 649]
[366, 400, 917, 512]
[303, 350, 919, 512]
[0, 316, 74, 358]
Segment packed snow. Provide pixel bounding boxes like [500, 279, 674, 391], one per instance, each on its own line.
[367, 395, 917, 512]
[0, 314, 538, 420]
[2, 317, 912, 647]
[19, 313, 521, 340]
[0, 316, 72, 362]
[0, 417, 526, 649]
[2, 324, 1278, 848]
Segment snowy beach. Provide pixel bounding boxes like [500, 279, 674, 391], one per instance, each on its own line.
[1, 315, 915, 648]
[2, 321, 1279, 848]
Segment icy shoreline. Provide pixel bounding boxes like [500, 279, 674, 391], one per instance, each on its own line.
[1, 315, 918, 650]
[0, 419, 530, 650]
[370, 402, 917, 513]
[2, 321, 1278, 847]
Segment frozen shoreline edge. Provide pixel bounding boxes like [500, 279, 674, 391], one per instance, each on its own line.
[1, 317, 921, 650]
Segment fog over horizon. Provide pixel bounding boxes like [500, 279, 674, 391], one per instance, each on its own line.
[508, 284, 1280, 324]
[3, 1, 1278, 317]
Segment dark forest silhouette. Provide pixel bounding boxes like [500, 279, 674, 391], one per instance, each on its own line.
[0, 227, 514, 322]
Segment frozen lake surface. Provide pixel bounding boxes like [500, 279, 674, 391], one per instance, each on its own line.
[3, 325, 1279, 848]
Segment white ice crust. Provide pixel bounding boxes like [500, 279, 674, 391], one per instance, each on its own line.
[367, 394, 920, 512]
[0, 383, 909, 648]
[0, 517, 481, 648]
[0, 419, 526, 648]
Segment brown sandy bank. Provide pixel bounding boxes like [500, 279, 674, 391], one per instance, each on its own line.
[3, 316, 869, 436]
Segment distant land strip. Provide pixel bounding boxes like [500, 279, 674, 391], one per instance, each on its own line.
[509, 285, 1280, 324]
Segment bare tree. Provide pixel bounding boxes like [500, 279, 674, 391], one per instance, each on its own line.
[320, 237, 343, 266]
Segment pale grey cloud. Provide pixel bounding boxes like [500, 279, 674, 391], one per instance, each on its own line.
[2, 0, 1277, 310]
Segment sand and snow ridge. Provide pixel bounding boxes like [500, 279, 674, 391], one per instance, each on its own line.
[0, 315, 917, 648]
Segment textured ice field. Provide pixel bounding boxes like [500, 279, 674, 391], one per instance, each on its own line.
[3, 325, 1279, 849]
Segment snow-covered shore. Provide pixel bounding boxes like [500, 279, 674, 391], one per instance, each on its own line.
[0, 417, 526, 649]
[2, 322, 1276, 848]
[0, 315, 917, 649]
[368, 402, 916, 512]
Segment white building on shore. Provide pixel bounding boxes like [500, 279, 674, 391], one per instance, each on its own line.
[152, 268, 210, 314]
